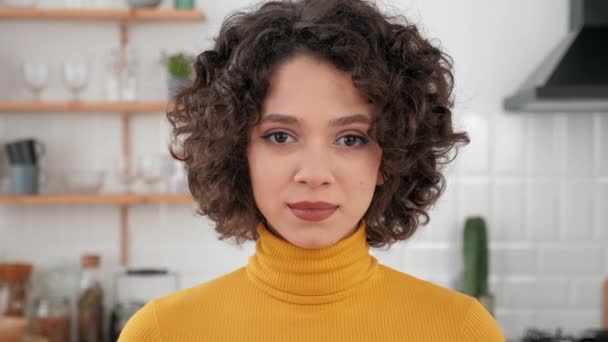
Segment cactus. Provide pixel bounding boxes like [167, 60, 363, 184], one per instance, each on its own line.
[461, 216, 489, 298]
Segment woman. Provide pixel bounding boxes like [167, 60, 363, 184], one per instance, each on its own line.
[120, 0, 505, 340]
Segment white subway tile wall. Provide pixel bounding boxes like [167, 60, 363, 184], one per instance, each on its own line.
[0, 0, 606, 340]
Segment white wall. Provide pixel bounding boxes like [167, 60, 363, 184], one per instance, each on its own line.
[2, 0, 608, 340]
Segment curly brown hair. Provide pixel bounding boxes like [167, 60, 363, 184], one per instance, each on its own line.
[167, 0, 470, 248]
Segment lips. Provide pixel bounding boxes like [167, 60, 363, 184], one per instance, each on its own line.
[288, 201, 338, 210]
[288, 201, 338, 222]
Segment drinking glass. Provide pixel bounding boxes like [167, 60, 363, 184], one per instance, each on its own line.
[105, 156, 135, 193]
[62, 61, 89, 102]
[22, 61, 49, 101]
[136, 154, 163, 193]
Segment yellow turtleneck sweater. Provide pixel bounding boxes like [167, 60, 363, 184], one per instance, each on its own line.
[119, 220, 505, 341]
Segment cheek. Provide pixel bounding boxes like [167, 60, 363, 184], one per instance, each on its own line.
[246, 144, 259, 189]
[355, 170, 377, 190]
[247, 143, 282, 193]
[354, 148, 382, 187]
[341, 160, 380, 198]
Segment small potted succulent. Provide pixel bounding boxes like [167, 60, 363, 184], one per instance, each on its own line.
[161, 51, 194, 99]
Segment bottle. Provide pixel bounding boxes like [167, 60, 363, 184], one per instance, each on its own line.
[121, 46, 138, 101]
[104, 49, 120, 102]
[77, 254, 104, 342]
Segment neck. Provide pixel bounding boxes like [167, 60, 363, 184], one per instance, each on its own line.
[245, 219, 379, 304]
[262, 220, 360, 248]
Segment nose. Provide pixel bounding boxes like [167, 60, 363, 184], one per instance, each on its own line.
[293, 142, 334, 188]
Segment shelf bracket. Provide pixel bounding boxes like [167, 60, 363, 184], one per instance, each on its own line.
[120, 110, 131, 267]
[119, 20, 128, 48]
[120, 204, 129, 266]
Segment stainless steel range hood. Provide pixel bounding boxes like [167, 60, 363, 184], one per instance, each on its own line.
[503, 0, 608, 112]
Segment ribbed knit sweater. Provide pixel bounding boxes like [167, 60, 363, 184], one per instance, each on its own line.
[119, 219, 505, 341]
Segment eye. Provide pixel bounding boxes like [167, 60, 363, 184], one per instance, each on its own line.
[337, 134, 369, 147]
[261, 131, 295, 144]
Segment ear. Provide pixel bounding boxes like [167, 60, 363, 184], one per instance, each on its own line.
[376, 170, 384, 186]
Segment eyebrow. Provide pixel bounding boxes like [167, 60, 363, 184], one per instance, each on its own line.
[259, 113, 371, 127]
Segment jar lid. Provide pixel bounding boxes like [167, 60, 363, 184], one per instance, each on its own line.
[81, 254, 101, 269]
[0, 263, 33, 282]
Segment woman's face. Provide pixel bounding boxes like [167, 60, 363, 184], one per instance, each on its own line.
[246, 53, 383, 249]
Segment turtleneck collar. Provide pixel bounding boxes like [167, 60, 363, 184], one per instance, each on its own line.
[245, 219, 379, 304]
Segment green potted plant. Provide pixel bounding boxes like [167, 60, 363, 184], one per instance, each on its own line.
[460, 216, 495, 316]
[161, 51, 194, 99]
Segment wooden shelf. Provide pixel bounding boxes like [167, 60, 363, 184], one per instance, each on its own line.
[1, 5, 200, 267]
[0, 7, 205, 21]
[0, 193, 193, 205]
[0, 101, 170, 113]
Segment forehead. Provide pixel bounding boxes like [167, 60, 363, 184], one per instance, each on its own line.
[260, 54, 374, 123]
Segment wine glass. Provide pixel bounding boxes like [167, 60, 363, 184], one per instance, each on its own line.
[62, 61, 89, 102]
[22, 61, 49, 101]
[136, 154, 163, 193]
[106, 156, 135, 193]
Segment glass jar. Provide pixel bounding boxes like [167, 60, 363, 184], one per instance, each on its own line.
[31, 296, 71, 342]
[0, 263, 33, 317]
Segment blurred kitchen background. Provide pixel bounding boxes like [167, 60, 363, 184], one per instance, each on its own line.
[1, 0, 607, 341]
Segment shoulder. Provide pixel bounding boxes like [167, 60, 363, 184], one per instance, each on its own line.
[460, 297, 505, 341]
[158, 267, 245, 304]
[118, 267, 247, 341]
[376, 264, 471, 305]
[376, 265, 505, 341]
[118, 299, 160, 342]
